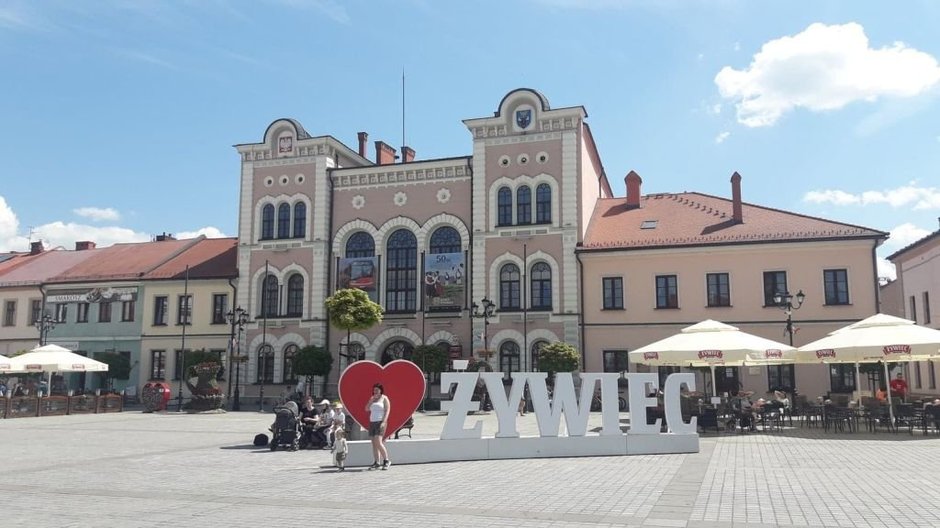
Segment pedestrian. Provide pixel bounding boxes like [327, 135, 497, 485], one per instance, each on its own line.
[332, 428, 348, 471]
[890, 373, 909, 402]
[366, 383, 391, 470]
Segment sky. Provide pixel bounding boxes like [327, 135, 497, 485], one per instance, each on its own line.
[1, 0, 939, 281]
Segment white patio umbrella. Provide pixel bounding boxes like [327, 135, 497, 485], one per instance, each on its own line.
[0, 353, 21, 373]
[796, 313, 940, 425]
[630, 320, 795, 396]
[8, 344, 109, 395]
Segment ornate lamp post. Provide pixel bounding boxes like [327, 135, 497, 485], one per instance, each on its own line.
[773, 290, 805, 346]
[471, 297, 497, 361]
[225, 307, 249, 411]
[35, 311, 56, 346]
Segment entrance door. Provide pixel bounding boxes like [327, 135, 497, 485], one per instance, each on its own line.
[715, 366, 741, 395]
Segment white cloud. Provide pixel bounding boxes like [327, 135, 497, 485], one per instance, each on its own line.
[877, 257, 896, 281]
[714, 131, 730, 144]
[176, 227, 228, 239]
[886, 222, 932, 249]
[803, 183, 940, 210]
[709, 103, 722, 115]
[715, 22, 940, 127]
[73, 207, 120, 222]
[31, 221, 150, 249]
[0, 196, 29, 252]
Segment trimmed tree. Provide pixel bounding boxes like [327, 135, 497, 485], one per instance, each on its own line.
[537, 341, 580, 384]
[95, 352, 132, 392]
[325, 288, 384, 368]
[293, 345, 333, 398]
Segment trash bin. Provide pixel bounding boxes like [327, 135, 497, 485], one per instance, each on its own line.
[142, 381, 172, 412]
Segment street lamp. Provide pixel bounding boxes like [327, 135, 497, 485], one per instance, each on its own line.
[225, 307, 249, 411]
[773, 290, 805, 346]
[471, 297, 497, 361]
[35, 311, 56, 346]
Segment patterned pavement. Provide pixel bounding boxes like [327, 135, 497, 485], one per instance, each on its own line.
[2, 409, 938, 528]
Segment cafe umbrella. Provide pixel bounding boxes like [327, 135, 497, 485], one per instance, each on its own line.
[796, 313, 940, 425]
[630, 320, 795, 396]
[0, 353, 21, 373]
[7, 344, 109, 394]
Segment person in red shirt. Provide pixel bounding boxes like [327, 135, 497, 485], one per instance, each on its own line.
[890, 373, 909, 402]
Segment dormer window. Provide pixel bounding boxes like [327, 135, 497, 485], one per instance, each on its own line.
[641, 220, 658, 229]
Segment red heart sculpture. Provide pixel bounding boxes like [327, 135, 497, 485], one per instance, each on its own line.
[338, 360, 425, 439]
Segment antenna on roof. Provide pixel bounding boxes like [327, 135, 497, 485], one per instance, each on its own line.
[401, 68, 406, 150]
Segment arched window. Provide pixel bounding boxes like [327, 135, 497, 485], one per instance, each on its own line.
[257, 344, 274, 383]
[346, 232, 375, 257]
[262, 274, 279, 317]
[277, 203, 291, 239]
[293, 203, 306, 238]
[261, 204, 275, 240]
[380, 340, 414, 365]
[517, 186, 531, 225]
[283, 344, 298, 383]
[499, 263, 521, 310]
[531, 340, 548, 372]
[386, 229, 417, 312]
[286, 275, 304, 317]
[497, 187, 512, 226]
[536, 183, 551, 224]
[429, 226, 461, 254]
[530, 262, 552, 310]
[499, 341, 520, 380]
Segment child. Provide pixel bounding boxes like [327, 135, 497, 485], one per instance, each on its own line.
[332, 428, 348, 471]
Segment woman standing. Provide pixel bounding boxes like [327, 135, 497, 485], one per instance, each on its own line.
[366, 383, 391, 470]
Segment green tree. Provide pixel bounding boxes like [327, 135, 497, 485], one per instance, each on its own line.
[293, 345, 333, 397]
[325, 288, 383, 367]
[537, 342, 580, 383]
[95, 352, 131, 392]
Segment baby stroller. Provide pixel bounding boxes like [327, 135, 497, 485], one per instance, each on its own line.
[270, 401, 301, 451]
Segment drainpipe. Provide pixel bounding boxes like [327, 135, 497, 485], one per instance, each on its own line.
[326, 171, 335, 393]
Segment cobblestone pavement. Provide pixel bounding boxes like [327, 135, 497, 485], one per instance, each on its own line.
[3, 410, 939, 528]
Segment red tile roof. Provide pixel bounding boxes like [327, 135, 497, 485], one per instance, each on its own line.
[143, 238, 238, 280]
[581, 192, 886, 251]
[0, 249, 100, 286]
[48, 238, 200, 283]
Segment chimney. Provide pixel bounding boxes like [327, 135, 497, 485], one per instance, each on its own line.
[155, 232, 176, 242]
[357, 132, 368, 158]
[374, 141, 397, 165]
[401, 146, 416, 164]
[75, 241, 96, 251]
[30, 241, 43, 255]
[731, 172, 743, 224]
[625, 170, 642, 208]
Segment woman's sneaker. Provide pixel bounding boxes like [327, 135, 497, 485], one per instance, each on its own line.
[369, 462, 380, 470]
[381, 459, 391, 470]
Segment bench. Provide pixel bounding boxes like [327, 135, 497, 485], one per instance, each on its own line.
[394, 416, 414, 439]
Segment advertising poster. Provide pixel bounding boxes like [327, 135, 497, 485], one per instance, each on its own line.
[424, 252, 464, 311]
[337, 257, 379, 302]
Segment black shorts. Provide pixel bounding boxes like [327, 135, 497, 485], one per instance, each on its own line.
[368, 421, 386, 437]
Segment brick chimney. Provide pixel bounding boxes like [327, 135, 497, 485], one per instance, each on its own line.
[155, 232, 176, 242]
[625, 170, 642, 208]
[375, 141, 397, 165]
[401, 146, 416, 163]
[30, 241, 43, 255]
[357, 132, 368, 158]
[731, 172, 743, 224]
[75, 241, 96, 251]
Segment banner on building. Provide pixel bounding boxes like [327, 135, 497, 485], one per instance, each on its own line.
[337, 257, 379, 301]
[424, 252, 464, 311]
[46, 287, 138, 304]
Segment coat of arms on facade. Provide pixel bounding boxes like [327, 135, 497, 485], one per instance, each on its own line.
[278, 136, 293, 153]
[515, 109, 532, 129]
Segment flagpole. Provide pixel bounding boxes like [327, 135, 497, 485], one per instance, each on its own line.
[259, 260, 269, 412]
[176, 265, 190, 412]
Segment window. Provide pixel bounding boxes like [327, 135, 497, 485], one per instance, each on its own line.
[499, 263, 521, 310]
[283, 344, 298, 383]
[2, 300, 15, 326]
[641, 220, 658, 229]
[261, 204, 275, 240]
[706, 273, 731, 307]
[497, 186, 512, 226]
[385, 229, 417, 312]
[658, 366, 681, 388]
[76, 302, 89, 323]
[915, 362, 923, 389]
[98, 302, 112, 323]
[212, 294, 227, 324]
[429, 226, 461, 254]
[530, 262, 552, 310]
[603, 350, 629, 374]
[924, 292, 931, 324]
[262, 275, 279, 317]
[286, 275, 304, 317]
[121, 300, 135, 322]
[823, 269, 849, 305]
[380, 340, 413, 365]
[763, 271, 788, 306]
[767, 364, 795, 392]
[602, 277, 623, 310]
[150, 350, 166, 380]
[655, 275, 678, 309]
[277, 203, 291, 239]
[30, 299, 41, 325]
[499, 341, 520, 380]
[177, 295, 192, 325]
[173, 349, 192, 380]
[153, 296, 168, 326]
[516, 186, 531, 225]
[535, 183, 551, 224]
[346, 231, 375, 257]
[930, 362, 937, 390]
[910, 296, 917, 323]
[531, 341, 548, 372]
[293, 202, 306, 238]
[257, 344, 274, 383]
[829, 364, 856, 393]
[54, 303, 68, 323]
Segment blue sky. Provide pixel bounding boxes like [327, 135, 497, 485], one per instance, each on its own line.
[1, 0, 939, 280]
